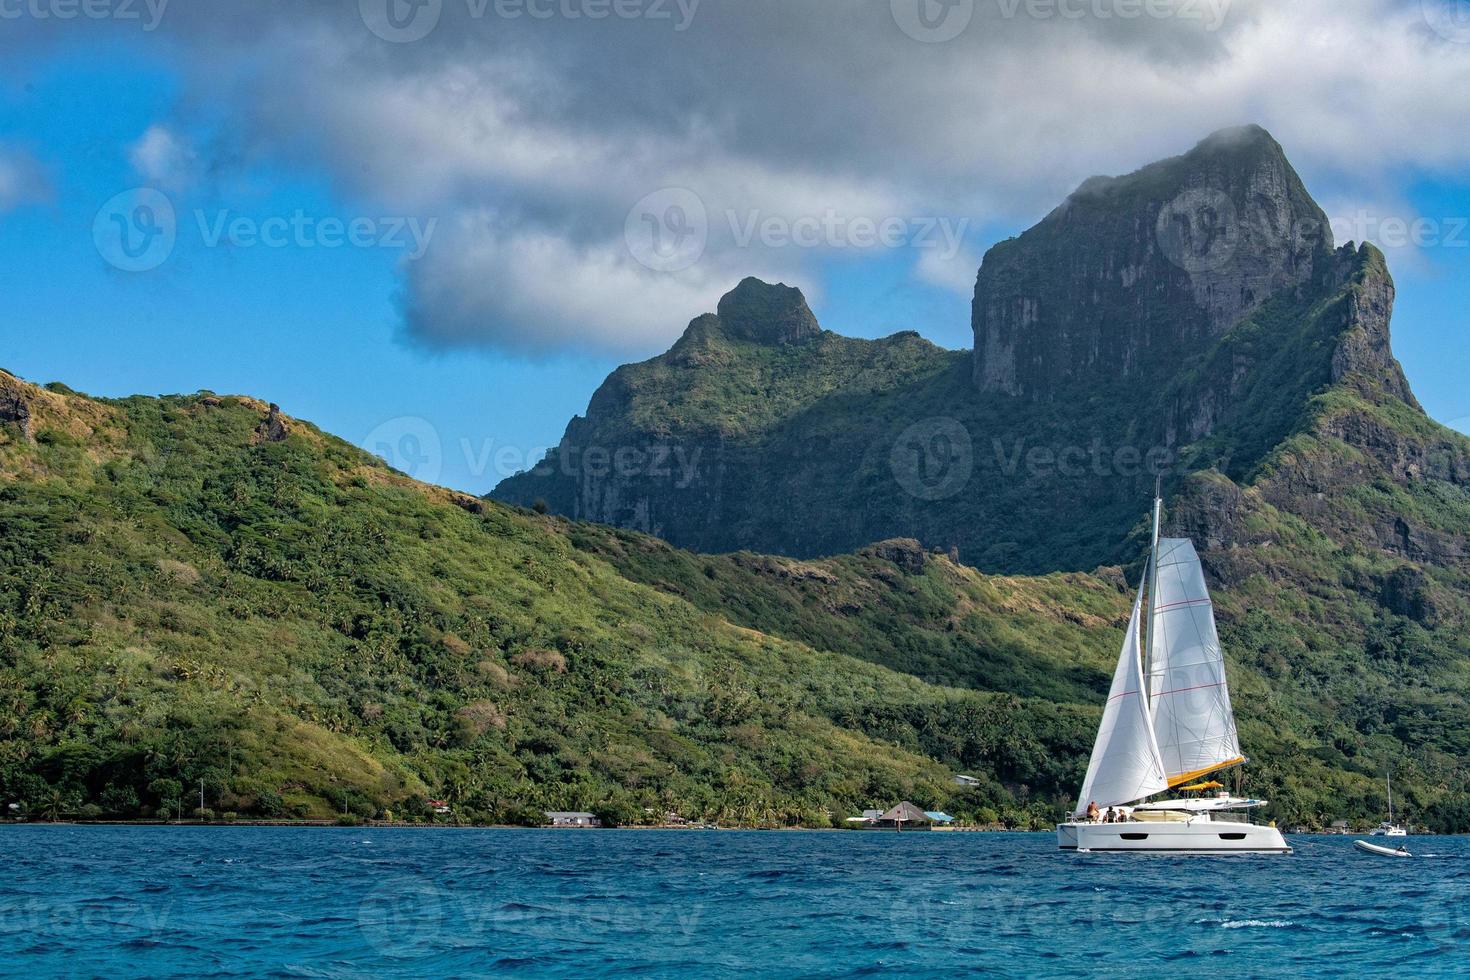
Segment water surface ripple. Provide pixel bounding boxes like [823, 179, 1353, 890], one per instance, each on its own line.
[1, 827, 1465, 977]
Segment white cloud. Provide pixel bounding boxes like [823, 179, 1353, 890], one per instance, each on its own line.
[128, 124, 200, 190]
[401, 209, 797, 357]
[30, 0, 1470, 354]
[0, 146, 50, 213]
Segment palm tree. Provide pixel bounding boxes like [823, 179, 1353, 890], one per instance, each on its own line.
[40, 787, 73, 822]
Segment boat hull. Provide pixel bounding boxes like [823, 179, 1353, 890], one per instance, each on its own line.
[1354, 840, 1411, 858]
[1056, 820, 1291, 854]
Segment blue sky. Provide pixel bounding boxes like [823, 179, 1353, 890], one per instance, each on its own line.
[3, 3, 1470, 494]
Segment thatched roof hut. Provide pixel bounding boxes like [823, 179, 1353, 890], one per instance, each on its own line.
[877, 802, 931, 827]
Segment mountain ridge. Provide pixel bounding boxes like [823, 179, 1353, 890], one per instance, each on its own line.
[3, 365, 1468, 829]
[491, 127, 1451, 578]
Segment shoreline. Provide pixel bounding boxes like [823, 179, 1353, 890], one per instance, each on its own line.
[1, 821, 1446, 836]
[0, 819, 1025, 832]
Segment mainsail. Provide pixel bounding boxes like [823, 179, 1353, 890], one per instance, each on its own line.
[1147, 537, 1244, 786]
[1075, 581, 1169, 812]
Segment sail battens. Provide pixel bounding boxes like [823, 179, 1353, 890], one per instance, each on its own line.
[1074, 500, 1249, 816]
[1074, 581, 1168, 812]
[1148, 537, 1241, 783]
[1153, 680, 1227, 697]
[1155, 597, 1212, 613]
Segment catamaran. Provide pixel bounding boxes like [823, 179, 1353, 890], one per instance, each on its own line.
[1056, 491, 1291, 854]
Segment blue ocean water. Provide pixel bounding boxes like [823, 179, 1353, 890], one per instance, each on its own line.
[0, 827, 1465, 977]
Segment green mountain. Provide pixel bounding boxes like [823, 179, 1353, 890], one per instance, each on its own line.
[3, 125, 1468, 831]
[491, 126, 1470, 828]
[492, 127, 1441, 574]
[2, 369, 1467, 828]
[0, 372, 1107, 826]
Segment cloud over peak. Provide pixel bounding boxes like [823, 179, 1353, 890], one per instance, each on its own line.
[15, 0, 1470, 356]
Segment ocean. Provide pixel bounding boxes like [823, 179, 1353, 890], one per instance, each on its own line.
[2, 826, 1465, 977]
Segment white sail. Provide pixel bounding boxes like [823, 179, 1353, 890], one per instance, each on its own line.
[1148, 537, 1243, 784]
[1076, 582, 1168, 812]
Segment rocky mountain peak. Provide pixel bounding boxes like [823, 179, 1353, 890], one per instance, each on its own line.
[715, 278, 821, 346]
[973, 125, 1334, 398]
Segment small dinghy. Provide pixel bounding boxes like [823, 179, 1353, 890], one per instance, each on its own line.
[1354, 839, 1411, 858]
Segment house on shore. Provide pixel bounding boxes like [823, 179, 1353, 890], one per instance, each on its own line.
[546, 811, 602, 828]
[847, 802, 941, 830]
[877, 802, 931, 830]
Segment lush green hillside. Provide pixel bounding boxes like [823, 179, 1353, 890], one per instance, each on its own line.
[0, 372, 1095, 827]
[1, 370, 1467, 830]
[569, 519, 1470, 832]
[488, 128, 1470, 832]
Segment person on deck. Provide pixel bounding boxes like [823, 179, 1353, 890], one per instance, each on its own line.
[1086, 801, 1100, 823]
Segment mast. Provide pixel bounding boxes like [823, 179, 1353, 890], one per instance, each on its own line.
[1142, 478, 1163, 698]
[1387, 772, 1394, 823]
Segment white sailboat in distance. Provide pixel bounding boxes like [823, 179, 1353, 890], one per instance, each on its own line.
[1369, 773, 1407, 837]
[1057, 490, 1291, 854]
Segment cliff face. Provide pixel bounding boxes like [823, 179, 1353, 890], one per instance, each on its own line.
[494, 126, 1463, 593]
[972, 126, 1333, 399]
